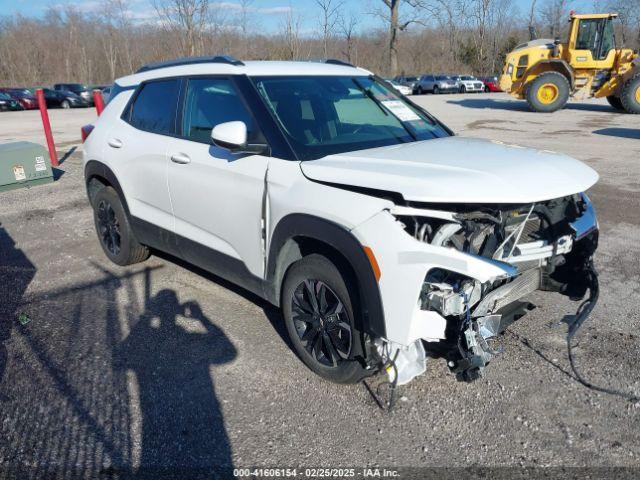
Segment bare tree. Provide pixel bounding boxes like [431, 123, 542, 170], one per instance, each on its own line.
[153, 0, 210, 56]
[281, 9, 303, 60]
[528, 0, 538, 40]
[539, 0, 571, 39]
[606, 0, 640, 46]
[339, 12, 359, 63]
[238, 0, 255, 58]
[374, 0, 423, 76]
[315, 0, 344, 58]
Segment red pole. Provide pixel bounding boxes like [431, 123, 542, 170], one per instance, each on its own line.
[35, 89, 59, 167]
[93, 89, 105, 116]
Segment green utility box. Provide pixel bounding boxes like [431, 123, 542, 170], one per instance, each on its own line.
[0, 142, 54, 193]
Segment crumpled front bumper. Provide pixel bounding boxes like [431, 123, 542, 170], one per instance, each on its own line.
[351, 196, 599, 348]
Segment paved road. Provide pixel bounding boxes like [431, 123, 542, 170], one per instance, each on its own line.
[0, 94, 639, 477]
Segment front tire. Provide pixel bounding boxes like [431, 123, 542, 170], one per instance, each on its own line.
[92, 186, 150, 266]
[459, 85, 466, 93]
[433, 85, 439, 95]
[282, 254, 368, 384]
[620, 75, 640, 114]
[61, 100, 70, 109]
[525, 72, 570, 112]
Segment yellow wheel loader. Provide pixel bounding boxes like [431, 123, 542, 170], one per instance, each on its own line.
[499, 13, 639, 113]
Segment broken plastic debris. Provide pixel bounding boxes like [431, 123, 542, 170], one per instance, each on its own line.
[18, 313, 31, 326]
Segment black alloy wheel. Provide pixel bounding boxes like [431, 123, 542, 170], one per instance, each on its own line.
[97, 199, 121, 256]
[291, 279, 352, 367]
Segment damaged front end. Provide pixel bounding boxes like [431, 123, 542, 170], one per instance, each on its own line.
[391, 193, 599, 382]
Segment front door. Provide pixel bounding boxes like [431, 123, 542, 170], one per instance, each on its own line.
[166, 77, 270, 281]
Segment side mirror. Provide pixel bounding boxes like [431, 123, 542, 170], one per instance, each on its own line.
[211, 121, 269, 155]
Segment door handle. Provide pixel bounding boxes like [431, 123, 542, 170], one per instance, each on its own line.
[108, 138, 123, 148]
[171, 153, 191, 164]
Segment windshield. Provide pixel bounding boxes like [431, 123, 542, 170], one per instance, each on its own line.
[461, 76, 475, 80]
[252, 75, 450, 161]
[0, 93, 11, 100]
[435, 75, 452, 81]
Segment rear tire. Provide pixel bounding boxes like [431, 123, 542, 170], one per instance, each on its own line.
[92, 186, 150, 266]
[620, 74, 640, 114]
[281, 254, 369, 384]
[525, 71, 570, 113]
[606, 95, 624, 111]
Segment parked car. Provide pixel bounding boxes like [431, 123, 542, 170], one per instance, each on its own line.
[53, 83, 94, 105]
[42, 88, 90, 108]
[480, 76, 502, 92]
[83, 57, 599, 386]
[0, 88, 38, 109]
[414, 75, 458, 94]
[386, 80, 412, 96]
[451, 75, 485, 93]
[0, 92, 23, 111]
[393, 75, 419, 91]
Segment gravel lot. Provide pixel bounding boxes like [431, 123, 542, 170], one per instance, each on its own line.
[1, 93, 639, 478]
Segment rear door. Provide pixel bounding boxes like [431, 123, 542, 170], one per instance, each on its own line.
[105, 78, 180, 239]
[165, 76, 270, 279]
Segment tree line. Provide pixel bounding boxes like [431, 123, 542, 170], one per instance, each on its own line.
[0, 0, 638, 86]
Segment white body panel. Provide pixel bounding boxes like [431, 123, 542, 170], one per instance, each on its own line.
[301, 136, 599, 204]
[165, 136, 269, 277]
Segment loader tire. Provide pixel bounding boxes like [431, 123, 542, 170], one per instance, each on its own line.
[620, 75, 640, 114]
[525, 72, 570, 113]
[606, 95, 624, 111]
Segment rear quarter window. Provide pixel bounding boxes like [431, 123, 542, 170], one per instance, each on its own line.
[128, 79, 179, 135]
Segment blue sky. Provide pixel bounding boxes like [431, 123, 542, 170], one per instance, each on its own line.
[0, 0, 595, 34]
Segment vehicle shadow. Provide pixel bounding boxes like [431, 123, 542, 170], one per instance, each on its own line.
[151, 250, 291, 350]
[448, 98, 620, 113]
[0, 223, 37, 402]
[112, 271, 237, 478]
[593, 127, 640, 140]
[0, 253, 237, 478]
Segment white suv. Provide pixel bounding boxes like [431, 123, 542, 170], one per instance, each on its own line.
[83, 56, 600, 385]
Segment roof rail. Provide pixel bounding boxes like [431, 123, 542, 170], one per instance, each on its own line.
[136, 55, 244, 73]
[324, 59, 355, 67]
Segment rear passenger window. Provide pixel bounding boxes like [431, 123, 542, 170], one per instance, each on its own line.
[129, 79, 179, 135]
[181, 78, 262, 144]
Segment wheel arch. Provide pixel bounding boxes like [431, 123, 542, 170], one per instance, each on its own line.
[84, 160, 130, 214]
[528, 60, 575, 88]
[266, 213, 386, 339]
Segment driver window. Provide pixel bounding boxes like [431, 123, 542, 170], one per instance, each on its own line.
[182, 78, 263, 144]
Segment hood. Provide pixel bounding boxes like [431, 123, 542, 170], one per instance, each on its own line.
[300, 137, 599, 204]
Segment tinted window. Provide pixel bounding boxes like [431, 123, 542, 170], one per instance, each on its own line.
[181, 78, 261, 144]
[130, 79, 179, 135]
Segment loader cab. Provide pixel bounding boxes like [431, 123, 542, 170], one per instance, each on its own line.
[567, 14, 617, 68]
